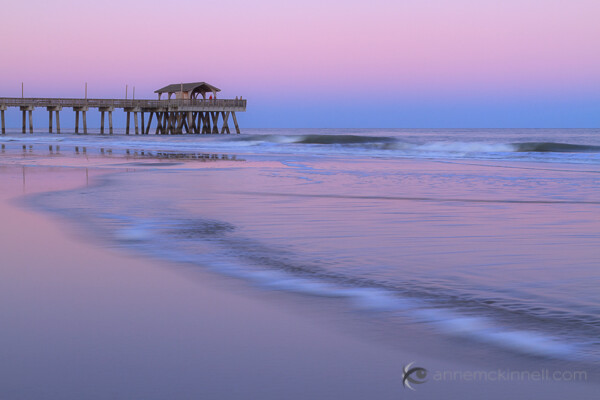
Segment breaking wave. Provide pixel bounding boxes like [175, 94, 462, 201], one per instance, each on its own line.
[513, 142, 600, 153]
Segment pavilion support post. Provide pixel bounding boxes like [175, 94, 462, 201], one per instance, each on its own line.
[82, 111, 87, 134]
[100, 111, 105, 134]
[1, 109, 5, 134]
[22, 110, 26, 133]
[232, 112, 240, 134]
[108, 111, 113, 134]
[75, 111, 79, 134]
[49, 110, 53, 133]
[126, 112, 130, 135]
[134, 112, 139, 135]
[56, 111, 60, 133]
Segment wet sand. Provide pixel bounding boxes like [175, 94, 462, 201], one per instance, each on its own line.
[0, 155, 598, 399]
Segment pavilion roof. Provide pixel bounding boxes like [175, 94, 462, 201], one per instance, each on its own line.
[154, 82, 221, 94]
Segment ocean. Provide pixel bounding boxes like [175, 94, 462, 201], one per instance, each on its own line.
[2, 128, 599, 371]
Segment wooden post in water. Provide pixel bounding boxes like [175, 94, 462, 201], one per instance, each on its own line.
[108, 111, 113, 134]
[28, 110, 33, 134]
[141, 112, 145, 135]
[100, 111, 105, 134]
[232, 112, 240, 134]
[155, 112, 162, 134]
[145, 112, 154, 134]
[82, 110, 87, 134]
[75, 110, 79, 133]
[21, 109, 26, 133]
[1, 105, 7, 134]
[126, 111, 130, 134]
[134, 111, 139, 134]
[47, 106, 61, 133]
[56, 110, 60, 133]
[211, 112, 219, 134]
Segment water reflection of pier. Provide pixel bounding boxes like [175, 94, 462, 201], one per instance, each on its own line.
[0, 143, 242, 162]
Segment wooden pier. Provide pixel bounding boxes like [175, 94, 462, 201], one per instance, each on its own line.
[0, 82, 246, 135]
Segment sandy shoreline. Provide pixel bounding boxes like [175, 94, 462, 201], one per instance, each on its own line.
[0, 154, 598, 399]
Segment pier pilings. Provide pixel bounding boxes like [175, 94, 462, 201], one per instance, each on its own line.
[0, 104, 6, 134]
[46, 106, 62, 133]
[98, 107, 114, 135]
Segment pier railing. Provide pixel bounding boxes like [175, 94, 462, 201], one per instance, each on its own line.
[0, 97, 246, 110]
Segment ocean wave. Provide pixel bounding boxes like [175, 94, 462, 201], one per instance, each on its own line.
[513, 142, 600, 153]
[235, 134, 600, 155]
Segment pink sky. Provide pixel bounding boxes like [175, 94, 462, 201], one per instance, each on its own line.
[1, 0, 599, 127]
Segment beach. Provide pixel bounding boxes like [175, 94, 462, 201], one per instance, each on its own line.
[0, 129, 599, 398]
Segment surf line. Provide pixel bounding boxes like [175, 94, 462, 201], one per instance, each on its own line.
[230, 192, 600, 205]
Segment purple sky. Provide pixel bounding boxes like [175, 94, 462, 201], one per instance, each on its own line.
[1, 0, 599, 127]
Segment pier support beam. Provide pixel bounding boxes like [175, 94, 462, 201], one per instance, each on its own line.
[211, 112, 219, 134]
[144, 111, 154, 134]
[20, 106, 34, 134]
[73, 107, 89, 134]
[232, 112, 240, 134]
[221, 112, 230, 134]
[46, 106, 62, 133]
[56, 110, 61, 133]
[154, 112, 162, 134]
[0, 105, 6, 134]
[98, 107, 114, 135]
[124, 107, 140, 135]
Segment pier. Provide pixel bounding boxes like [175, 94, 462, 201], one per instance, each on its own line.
[0, 82, 246, 135]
